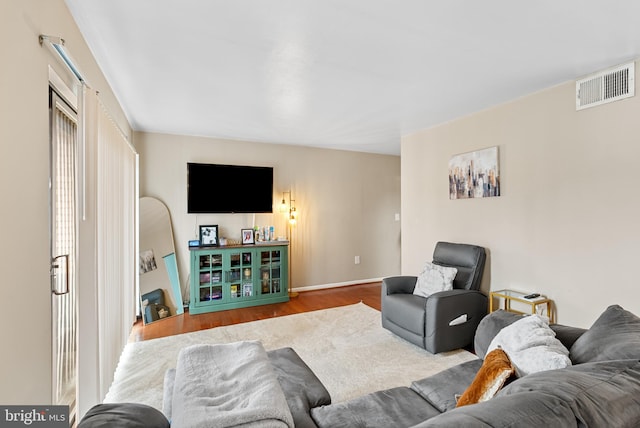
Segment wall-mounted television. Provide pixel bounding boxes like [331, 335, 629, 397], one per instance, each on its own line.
[187, 162, 273, 213]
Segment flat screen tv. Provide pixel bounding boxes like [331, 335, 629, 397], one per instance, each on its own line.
[187, 163, 273, 213]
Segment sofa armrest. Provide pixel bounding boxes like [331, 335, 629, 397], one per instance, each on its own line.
[268, 347, 331, 428]
[424, 290, 488, 353]
[382, 276, 418, 295]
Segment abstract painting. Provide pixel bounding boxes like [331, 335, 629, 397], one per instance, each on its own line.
[449, 146, 500, 199]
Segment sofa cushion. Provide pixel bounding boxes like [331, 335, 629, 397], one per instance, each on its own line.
[412, 391, 576, 428]
[413, 262, 457, 298]
[456, 349, 514, 407]
[487, 314, 571, 377]
[474, 310, 523, 359]
[78, 403, 170, 428]
[411, 358, 483, 412]
[570, 304, 640, 364]
[170, 342, 294, 428]
[497, 359, 640, 427]
[311, 387, 441, 428]
[474, 310, 588, 360]
[165, 347, 327, 428]
[549, 323, 587, 350]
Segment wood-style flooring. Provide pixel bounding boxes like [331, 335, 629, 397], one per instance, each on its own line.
[130, 282, 382, 342]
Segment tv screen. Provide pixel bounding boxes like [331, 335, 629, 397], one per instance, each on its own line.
[187, 163, 273, 213]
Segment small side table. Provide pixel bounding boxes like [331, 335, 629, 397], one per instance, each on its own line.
[489, 289, 555, 323]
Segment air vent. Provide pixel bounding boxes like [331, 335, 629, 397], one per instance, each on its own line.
[576, 62, 635, 110]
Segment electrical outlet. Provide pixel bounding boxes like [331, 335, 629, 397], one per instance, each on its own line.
[354, 256, 360, 265]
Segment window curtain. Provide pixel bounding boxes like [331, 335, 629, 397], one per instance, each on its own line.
[95, 93, 137, 396]
[77, 88, 138, 415]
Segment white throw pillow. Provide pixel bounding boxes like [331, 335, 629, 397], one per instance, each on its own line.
[487, 314, 571, 377]
[412, 262, 458, 298]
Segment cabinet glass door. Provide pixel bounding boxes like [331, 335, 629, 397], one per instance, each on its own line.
[260, 249, 282, 295]
[198, 252, 223, 302]
[229, 251, 253, 299]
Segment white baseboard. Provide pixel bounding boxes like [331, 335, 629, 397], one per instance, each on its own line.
[291, 278, 383, 293]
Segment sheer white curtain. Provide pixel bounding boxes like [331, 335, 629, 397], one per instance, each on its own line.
[77, 89, 138, 416]
[95, 93, 137, 395]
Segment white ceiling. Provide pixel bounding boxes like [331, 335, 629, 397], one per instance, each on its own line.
[65, 0, 640, 155]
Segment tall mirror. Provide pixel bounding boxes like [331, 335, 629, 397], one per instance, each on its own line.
[139, 196, 183, 324]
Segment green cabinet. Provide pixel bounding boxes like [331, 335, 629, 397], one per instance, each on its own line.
[189, 244, 289, 314]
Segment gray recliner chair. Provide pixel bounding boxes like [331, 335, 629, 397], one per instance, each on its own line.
[381, 241, 487, 354]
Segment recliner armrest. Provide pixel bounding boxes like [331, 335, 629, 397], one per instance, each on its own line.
[382, 276, 418, 295]
[425, 289, 486, 323]
[425, 289, 487, 321]
[424, 289, 488, 353]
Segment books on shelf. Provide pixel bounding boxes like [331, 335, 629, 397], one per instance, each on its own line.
[243, 284, 253, 297]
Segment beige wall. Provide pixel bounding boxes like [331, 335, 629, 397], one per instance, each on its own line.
[135, 132, 401, 297]
[2, 0, 398, 407]
[1, 1, 131, 407]
[401, 66, 640, 328]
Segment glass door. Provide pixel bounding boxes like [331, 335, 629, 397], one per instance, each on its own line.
[198, 252, 224, 303]
[228, 251, 253, 299]
[49, 88, 78, 421]
[260, 249, 282, 295]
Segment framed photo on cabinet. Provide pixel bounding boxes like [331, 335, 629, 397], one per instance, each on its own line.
[241, 228, 255, 245]
[199, 225, 219, 246]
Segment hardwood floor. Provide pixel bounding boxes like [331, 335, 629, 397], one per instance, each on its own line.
[130, 282, 382, 342]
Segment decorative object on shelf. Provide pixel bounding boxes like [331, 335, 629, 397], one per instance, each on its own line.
[188, 240, 200, 248]
[199, 224, 219, 247]
[241, 228, 255, 245]
[253, 225, 277, 242]
[449, 146, 500, 199]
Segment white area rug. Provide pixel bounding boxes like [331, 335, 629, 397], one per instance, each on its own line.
[105, 302, 477, 410]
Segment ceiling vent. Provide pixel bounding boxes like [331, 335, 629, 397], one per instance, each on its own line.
[576, 62, 635, 110]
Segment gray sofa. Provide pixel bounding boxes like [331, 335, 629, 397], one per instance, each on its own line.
[80, 304, 640, 427]
[78, 346, 331, 428]
[311, 304, 640, 427]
